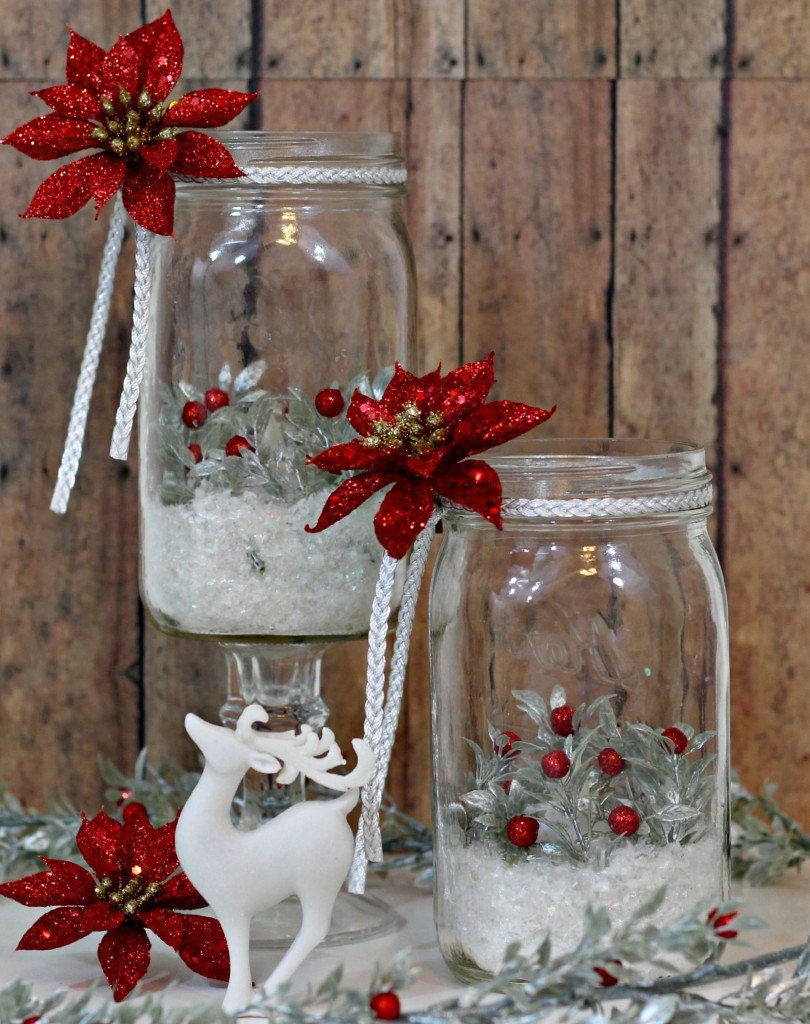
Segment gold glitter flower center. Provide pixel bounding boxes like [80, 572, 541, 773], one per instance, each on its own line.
[95, 873, 163, 916]
[90, 87, 178, 156]
[362, 403, 448, 456]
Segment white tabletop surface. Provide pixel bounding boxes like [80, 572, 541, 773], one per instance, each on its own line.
[0, 867, 807, 1014]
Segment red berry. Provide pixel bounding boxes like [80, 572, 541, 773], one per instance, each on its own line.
[225, 435, 255, 458]
[181, 400, 207, 429]
[122, 801, 148, 824]
[708, 909, 739, 939]
[597, 747, 625, 776]
[594, 964, 621, 987]
[608, 805, 641, 836]
[506, 814, 539, 848]
[662, 726, 688, 755]
[502, 780, 512, 794]
[205, 387, 230, 411]
[315, 388, 345, 417]
[369, 991, 401, 1020]
[550, 705, 575, 736]
[188, 443, 203, 464]
[495, 730, 521, 757]
[541, 749, 571, 778]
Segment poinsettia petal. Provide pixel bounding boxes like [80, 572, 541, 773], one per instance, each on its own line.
[171, 131, 243, 178]
[102, 38, 143, 100]
[376, 363, 423, 419]
[451, 401, 556, 458]
[76, 810, 124, 883]
[426, 353, 495, 421]
[162, 89, 258, 128]
[308, 439, 401, 474]
[345, 388, 382, 436]
[150, 871, 207, 910]
[124, 811, 179, 884]
[86, 153, 127, 213]
[18, 904, 121, 950]
[3, 115, 97, 160]
[122, 161, 175, 235]
[33, 85, 102, 120]
[305, 471, 397, 534]
[123, 10, 184, 102]
[373, 479, 436, 559]
[140, 138, 180, 173]
[66, 28, 105, 91]
[98, 922, 151, 1001]
[141, 909, 230, 982]
[0, 859, 97, 906]
[432, 459, 503, 528]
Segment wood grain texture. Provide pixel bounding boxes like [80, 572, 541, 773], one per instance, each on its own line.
[394, 0, 465, 78]
[467, 0, 616, 78]
[733, 0, 810, 78]
[463, 81, 612, 431]
[0, 1, 137, 80]
[613, 80, 722, 469]
[723, 81, 810, 825]
[145, 0, 253, 80]
[620, 0, 726, 78]
[0, 84, 140, 807]
[261, 1, 396, 78]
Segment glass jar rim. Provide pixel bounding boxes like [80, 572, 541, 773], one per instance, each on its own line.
[468, 437, 713, 511]
[201, 129, 404, 166]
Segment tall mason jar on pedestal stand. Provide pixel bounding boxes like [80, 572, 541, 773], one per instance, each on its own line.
[138, 131, 413, 944]
[430, 440, 729, 980]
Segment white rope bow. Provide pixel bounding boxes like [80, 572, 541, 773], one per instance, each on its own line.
[49, 163, 407, 514]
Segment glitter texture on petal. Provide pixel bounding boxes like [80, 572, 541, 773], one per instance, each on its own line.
[101, 38, 144, 100]
[122, 162, 175, 235]
[87, 153, 127, 213]
[432, 459, 503, 527]
[21, 158, 96, 219]
[4, 115, 96, 160]
[374, 479, 436, 560]
[65, 28, 105, 91]
[171, 130, 243, 178]
[124, 10, 184, 102]
[76, 810, 125, 884]
[98, 922, 151, 1001]
[0, 858, 97, 906]
[33, 84, 103, 120]
[150, 872, 207, 911]
[124, 810, 179, 884]
[162, 88, 258, 128]
[309, 439, 401, 475]
[140, 138, 180, 173]
[450, 400, 555, 459]
[17, 905, 120, 950]
[305, 471, 396, 534]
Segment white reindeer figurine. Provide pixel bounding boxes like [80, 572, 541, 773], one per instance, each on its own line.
[175, 704, 376, 1014]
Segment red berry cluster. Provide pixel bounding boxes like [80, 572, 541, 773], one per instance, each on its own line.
[707, 907, 739, 939]
[180, 385, 256, 462]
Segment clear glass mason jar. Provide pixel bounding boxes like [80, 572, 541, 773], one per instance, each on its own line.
[430, 439, 729, 980]
[139, 131, 413, 647]
[137, 131, 413, 945]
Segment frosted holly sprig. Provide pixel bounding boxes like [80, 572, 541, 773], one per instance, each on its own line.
[462, 689, 718, 863]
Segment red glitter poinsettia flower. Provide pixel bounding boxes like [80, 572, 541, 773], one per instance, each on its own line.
[305, 354, 555, 558]
[0, 803, 229, 1001]
[3, 10, 256, 235]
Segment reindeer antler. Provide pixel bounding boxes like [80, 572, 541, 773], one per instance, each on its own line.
[234, 704, 375, 791]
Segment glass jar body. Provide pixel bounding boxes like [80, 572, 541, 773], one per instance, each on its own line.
[138, 133, 414, 643]
[429, 444, 729, 980]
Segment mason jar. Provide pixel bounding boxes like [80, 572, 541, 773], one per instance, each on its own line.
[429, 439, 729, 980]
[139, 131, 413, 646]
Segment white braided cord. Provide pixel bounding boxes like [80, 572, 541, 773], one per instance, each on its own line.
[49, 196, 127, 514]
[109, 225, 151, 461]
[176, 164, 407, 186]
[493, 485, 712, 519]
[348, 507, 441, 893]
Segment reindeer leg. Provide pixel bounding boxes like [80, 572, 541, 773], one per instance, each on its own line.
[262, 891, 335, 998]
[219, 912, 254, 1016]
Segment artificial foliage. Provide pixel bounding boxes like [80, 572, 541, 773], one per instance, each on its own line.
[158, 363, 395, 507]
[461, 690, 716, 865]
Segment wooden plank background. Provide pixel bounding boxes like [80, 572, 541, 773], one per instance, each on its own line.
[0, 1, 808, 828]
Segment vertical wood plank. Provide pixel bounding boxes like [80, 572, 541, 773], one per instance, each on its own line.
[0, 85, 140, 807]
[724, 81, 810, 826]
[619, 0, 726, 78]
[467, 0, 616, 79]
[613, 80, 722, 472]
[0, 2, 136, 80]
[261, 2, 395, 78]
[733, 0, 810, 78]
[463, 80, 612, 429]
[393, 0, 465, 78]
[145, 0, 253, 80]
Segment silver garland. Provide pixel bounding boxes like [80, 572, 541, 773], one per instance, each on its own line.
[0, 757, 807, 1023]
